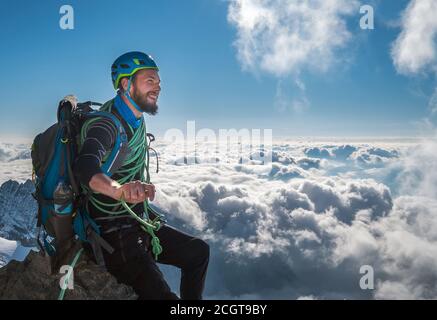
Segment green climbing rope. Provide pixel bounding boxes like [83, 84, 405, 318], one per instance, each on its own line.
[79, 99, 163, 260]
[58, 247, 84, 300]
[120, 197, 162, 260]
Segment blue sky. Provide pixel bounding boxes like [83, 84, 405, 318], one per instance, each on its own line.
[0, 0, 435, 140]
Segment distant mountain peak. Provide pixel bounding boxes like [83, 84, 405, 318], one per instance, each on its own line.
[0, 179, 37, 246]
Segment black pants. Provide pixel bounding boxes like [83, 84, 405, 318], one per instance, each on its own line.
[99, 220, 209, 300]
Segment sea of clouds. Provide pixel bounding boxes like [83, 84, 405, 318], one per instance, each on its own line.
[154, 137, 437, 299]
[1, 135, 436, 299]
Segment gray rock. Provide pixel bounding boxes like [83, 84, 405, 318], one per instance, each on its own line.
[0, 250, 138, 300]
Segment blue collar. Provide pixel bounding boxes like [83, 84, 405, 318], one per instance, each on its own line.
[114, 94, 142, 129]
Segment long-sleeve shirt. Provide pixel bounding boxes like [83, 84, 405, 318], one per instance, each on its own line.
[73, 95, 145, 220]
[74, 116, 117, 188]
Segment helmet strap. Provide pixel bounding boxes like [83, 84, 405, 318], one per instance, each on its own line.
[123, 77, 143, 113]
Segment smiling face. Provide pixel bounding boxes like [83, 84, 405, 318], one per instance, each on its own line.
[121, 68, 161, 115]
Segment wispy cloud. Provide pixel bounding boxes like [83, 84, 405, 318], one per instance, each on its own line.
[275, 79, 309, 113]
[391, 0, 437, 131]
[227, 0, 360, 114]
[227, 0, 360, 76]
[391, 0, 437, 75]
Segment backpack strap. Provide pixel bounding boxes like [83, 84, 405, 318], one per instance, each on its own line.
[80, 110, 130, 177]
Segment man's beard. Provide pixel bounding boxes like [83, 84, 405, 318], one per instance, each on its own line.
[131, 86, 158, 115]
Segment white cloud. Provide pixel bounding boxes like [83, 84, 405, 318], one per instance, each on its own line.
[373, 196, 437, 299]
[154, 189, 206, 230]
[393, 136, 437, 199]
[227, 0, 360, 76]
[0, 143, 32, 185]
[0, 143, 31, 162]
[392, 0, 437, 75]
[303, 144, 400, 170]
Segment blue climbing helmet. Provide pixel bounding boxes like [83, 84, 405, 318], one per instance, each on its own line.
[111, 51, 159, 90]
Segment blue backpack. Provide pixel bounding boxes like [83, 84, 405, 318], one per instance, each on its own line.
[31, 96, 129, 273]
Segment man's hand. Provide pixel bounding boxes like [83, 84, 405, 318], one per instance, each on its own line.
[88, 174, 155, 204]
[114, 181, 156, 204]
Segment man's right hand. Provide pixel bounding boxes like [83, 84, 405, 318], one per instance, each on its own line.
[113, 181, 156, 204]
[88, 174, 156, 204]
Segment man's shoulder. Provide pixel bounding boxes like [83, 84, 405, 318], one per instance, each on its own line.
[81, 99, 117, 129]
[82, 97, 133, 139]
[80, 112, 120, 144]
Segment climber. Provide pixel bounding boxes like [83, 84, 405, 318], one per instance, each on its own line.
[72, 51, 209, 300]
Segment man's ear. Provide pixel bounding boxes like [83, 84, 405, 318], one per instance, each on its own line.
[120, 77, 129, 92]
